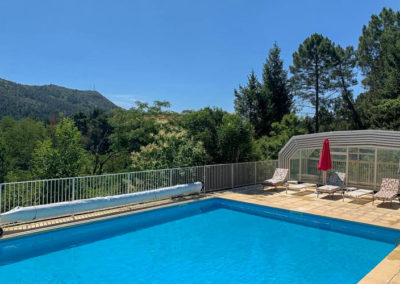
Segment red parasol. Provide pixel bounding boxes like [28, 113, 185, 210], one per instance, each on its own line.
[318, 138, 332, 171]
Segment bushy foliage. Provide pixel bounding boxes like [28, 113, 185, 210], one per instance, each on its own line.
[216, 114, 258, 163]
[183, 107, 259, 163]
[356, 8, 400, 128]
[0, 117, 47, 182]
[182, 107, 223, 164]
[256, 114, 306, 159]
[370, 98, 400, 130]
[31, 118, 86, 179]
[131, 123, 207, 170]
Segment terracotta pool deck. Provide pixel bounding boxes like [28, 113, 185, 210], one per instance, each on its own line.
[3, 184, 400, 283]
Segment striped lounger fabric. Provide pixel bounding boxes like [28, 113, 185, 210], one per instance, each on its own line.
[262, 168, 289, 192]
[373, 178, 400, 205]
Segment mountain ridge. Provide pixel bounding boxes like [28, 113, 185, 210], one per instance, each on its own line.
[0, 78, 117, 119]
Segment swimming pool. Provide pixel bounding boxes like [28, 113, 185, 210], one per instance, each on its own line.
[0, 198, 399, 283]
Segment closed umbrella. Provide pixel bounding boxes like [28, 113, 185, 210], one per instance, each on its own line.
[318, 138, 332, 184]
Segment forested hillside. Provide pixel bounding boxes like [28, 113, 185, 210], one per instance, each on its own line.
[0, 78, 116, 119]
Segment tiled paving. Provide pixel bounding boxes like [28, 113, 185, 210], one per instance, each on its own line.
[3, 184, 400, 283]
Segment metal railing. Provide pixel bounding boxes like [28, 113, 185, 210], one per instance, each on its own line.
[0, 160, 278, 213]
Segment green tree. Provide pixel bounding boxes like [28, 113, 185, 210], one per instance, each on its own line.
[357, 8, 400, 98]
[131, 123, 207, 170]
[256, 114, 306, 159]
[32, 118, 86, 179]
[370, 98, 400, 130]
[0, 139, 6, 182]
[183, 108, 258, 163]
[356, 8, 400, 128]
[290, 33, 336, 133]
[262, 43, 291, 123]
[73, 109, 114, 175]
[217, 114, 258, 163]
[331, 45, 364, 129]
[106, 101, 173, 172]
[0, 117, 47, 182]
[234, 71, 271, 137]
[182, 107, 224, 163]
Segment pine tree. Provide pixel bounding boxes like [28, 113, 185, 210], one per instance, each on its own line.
[290, 34, 336, 133]
[331, 45, 364, 129]
[234, 71, 272, 137]
[262, 43, 291, 123]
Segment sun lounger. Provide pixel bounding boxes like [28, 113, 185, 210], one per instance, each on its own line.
[289, 183, 317, 192]
[316, 172, 346, 198]
[344, 189, 374, 203]
[373, 178, 400, 206]
[261, 168, 289, 192]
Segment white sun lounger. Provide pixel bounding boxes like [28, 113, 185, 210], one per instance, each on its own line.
[289, 183, 317, 190]
[343, 189, 374, 203]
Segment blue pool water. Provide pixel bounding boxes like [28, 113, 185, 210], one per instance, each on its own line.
[0, 198, 398, 283]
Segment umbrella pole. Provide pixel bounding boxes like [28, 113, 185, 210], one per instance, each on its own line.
[323, 171, 326, 185]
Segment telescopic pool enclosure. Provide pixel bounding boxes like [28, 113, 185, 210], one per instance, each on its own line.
[279, 130, 400, 190]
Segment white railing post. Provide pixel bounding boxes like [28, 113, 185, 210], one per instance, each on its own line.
[203, 166, 206, 193]
[72, 177, 75, 201]
[345, 147, 349, 186]
[299, 151, 302, 182]
[127, 173, 131, 193]
[231, 163, 234, 189]
[170, 169, 173, 187]
[0, 183, 2, 213]
[374, 147, 378, 190]
[254, 162, 257, 185]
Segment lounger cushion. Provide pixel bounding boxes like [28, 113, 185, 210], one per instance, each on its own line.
[290, 183, 316, 190]
[374, 190, 397, 201]
[262, 179, 285, 186]
[345, 189, 373, 198]
[317, 185, 340, 193]
[374, 190, 398, 200]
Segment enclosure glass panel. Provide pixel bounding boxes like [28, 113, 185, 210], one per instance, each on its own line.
[289, 151, 300, 180]
[377, 149, 400, 186]
[300, 149, 321, 184]
[348, 147, 375, 188]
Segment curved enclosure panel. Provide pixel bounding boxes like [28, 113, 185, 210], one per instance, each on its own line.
[0, 182, 202, 224]
[278, 130, 400, 189]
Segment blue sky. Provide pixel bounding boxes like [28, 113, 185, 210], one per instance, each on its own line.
[1, 0, 400, 113]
